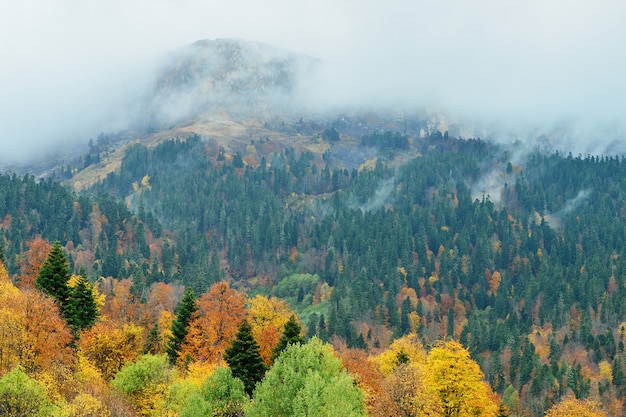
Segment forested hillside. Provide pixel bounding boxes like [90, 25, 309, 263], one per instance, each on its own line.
[0, 173, 163, 283]
[1, 124, 625, 416]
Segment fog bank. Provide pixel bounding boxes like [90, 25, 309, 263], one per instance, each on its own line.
[2, 1, 626, 165]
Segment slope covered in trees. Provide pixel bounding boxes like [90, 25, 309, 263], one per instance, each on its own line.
[1, 119, 626, 415]
[84, 128, 626, 415]
[0, 172, 167, 296]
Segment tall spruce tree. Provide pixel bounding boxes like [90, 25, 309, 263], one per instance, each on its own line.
[271, 314, 305, 362]
[66, 272, 99, 333]
[35, 242, 71, 316]
[224, 319, 267, 396]
[613, 357, 625, 392]
[166, 287, 198, 364]
[144, 323, 161, 355]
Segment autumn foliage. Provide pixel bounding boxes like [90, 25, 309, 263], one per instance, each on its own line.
[0, 257, 621, 416]
[355, 334, 501, 417]
[545, 397, 607, 417]
[78, 321, 144, 380]
[0, 271, 73, 375]
[425, 340, 500, 417]
[181, 281, 247, 364]
[17, 236, 51, 289]
[248, 295, 295, 363]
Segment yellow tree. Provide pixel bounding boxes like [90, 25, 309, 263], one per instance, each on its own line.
[0, 309, 25, 376]
[545, 397, 606, 417]
[369, 334, 441, 417]
[78, 321, 144, 380]
[141, 175, 151, 190]
[0, 259, 16, 295]
[181, 281, 247, 364]
[64, 393, 112, 417]
[372, 333, 426, 376]
[0, 273, 73, 376]
[425, 340, 499, 417]
[371, 363, 443, 417]
[74, 352, 109, 400]
[62, 351, 136, 417]
[146, 310, 175, 355]
[0, 264, 21, 375]
[248, 294, 295, 363]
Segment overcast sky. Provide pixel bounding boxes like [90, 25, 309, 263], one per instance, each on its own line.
[2, 0, 626, 164]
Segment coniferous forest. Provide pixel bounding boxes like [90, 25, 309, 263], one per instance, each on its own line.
[1, 122, 625, 416]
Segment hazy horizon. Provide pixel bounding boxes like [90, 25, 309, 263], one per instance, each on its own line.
[2, 0, 626, 165]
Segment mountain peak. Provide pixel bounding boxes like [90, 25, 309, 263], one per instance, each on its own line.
[142, 38, 318, 127]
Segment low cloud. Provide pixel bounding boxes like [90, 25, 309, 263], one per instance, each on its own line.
[471, 170, 507, 205]
[2, 1, 626, 165]
[357, 177, 397, 213]
[543, 189, 591, 229]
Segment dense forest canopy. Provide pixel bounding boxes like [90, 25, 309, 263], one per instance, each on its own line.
[0, 122, 625, 416]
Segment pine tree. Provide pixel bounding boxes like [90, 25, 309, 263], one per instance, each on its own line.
[166, 287, 198, 364]
[400, 296, 412, 335]
[224, 319, 267, 396]
[446, 307, 455, 339]
[66, 272, 99, 333]
[319, 314, 328, 341]
[35, 242, 71, 315]
[271, 314, 305, 362]
[612, 357, 624, 392]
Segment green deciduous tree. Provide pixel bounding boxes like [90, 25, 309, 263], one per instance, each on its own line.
[0, 366, 57, 417]
[111, 354, 175, 416]
[247, 337, 366, 417]
[224, 320, 267, 396]
[179, 367, 248, 417]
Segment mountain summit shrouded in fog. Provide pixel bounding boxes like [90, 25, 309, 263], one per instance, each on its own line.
[2, 1, 626, 166]
[141, 38, 318, 127]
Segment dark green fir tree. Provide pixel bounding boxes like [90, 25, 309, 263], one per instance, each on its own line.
[612, 357, 625, 393]
[166, 287, 198, 364]
[35, 242, 71, 316]
[224, 319, 267, 396]
[66, 270, 99, 333]
[144, 323, 161, 355]
[271, 314, 305, 362]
